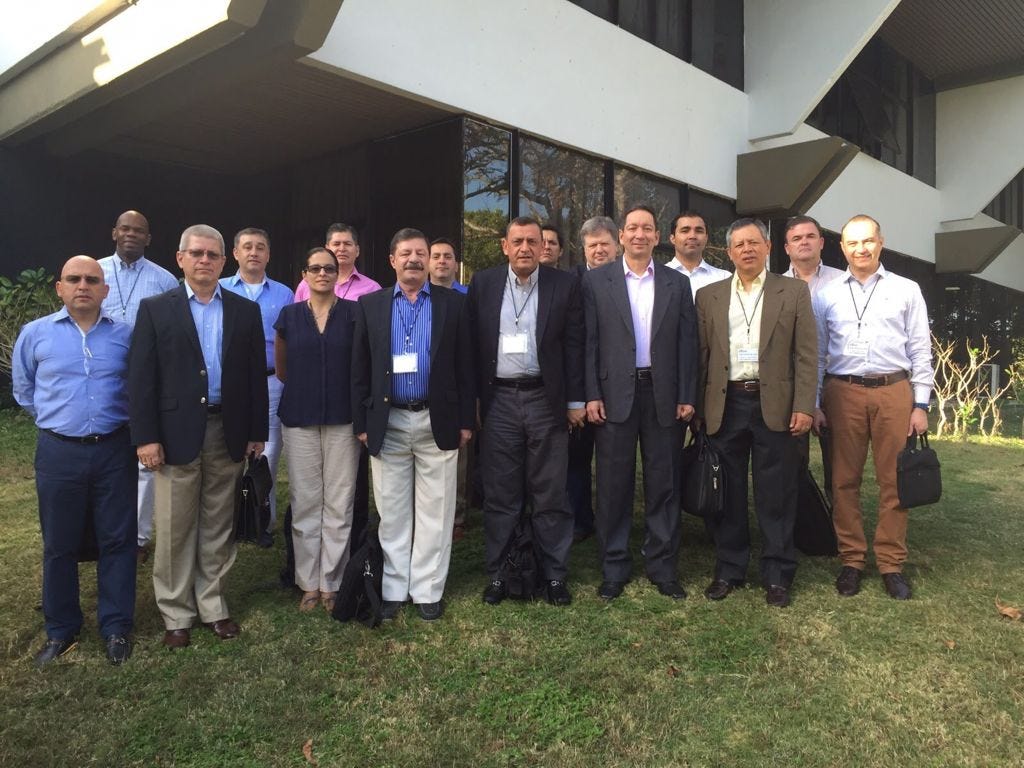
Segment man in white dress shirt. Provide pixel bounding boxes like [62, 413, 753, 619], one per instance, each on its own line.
[812, 215, 933, 601]
[97, 210, 178, 561]
[665, 211, 731, 299]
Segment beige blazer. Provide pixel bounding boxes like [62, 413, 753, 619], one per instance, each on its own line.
[696, 272, 817, 434]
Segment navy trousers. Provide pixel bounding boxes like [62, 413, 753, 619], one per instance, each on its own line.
[35, 429, 137, 640]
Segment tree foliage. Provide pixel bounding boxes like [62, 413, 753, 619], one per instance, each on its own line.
[0, 268, 60, 380]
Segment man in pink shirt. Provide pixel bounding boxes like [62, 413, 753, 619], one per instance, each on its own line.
[294, 223, 381, 302]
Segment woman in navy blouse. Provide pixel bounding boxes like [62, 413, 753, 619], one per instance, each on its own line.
[274, 247, 361, 613]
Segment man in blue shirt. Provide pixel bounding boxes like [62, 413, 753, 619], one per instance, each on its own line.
[13, 256, 137, 666]
[352, 228, 474, 621]
[220, 227, 294, 545]
[97, 210, 178, 562]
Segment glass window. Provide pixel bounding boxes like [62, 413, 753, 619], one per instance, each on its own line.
[463, 119, 511, 278]
[613, 165, 683, 263]
[518, 136, 606, 268]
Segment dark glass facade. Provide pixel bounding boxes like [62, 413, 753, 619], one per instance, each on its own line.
[808, 38, 936, 185]
[985, 169, 1024, 231]
[569, 0, 743, 89]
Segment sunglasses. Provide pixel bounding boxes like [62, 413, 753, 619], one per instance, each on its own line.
[304, 264, 338, 275]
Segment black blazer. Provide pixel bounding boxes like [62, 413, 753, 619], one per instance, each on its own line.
[582, 259, 698, 427]
[467, 264, 585, 421]
[128, 285, 269, 464]
[351, 284, 474, 456]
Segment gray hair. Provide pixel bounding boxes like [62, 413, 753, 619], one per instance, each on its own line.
[725, 218, 769, 246]
[580, 216, 618, 242]
[179, 224, 225, 255]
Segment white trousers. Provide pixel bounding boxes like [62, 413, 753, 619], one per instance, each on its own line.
[283, 423, 361, 593]
[370, 408, 458, 604]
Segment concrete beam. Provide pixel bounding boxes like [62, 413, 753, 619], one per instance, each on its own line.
[935, 218, 1020, 274]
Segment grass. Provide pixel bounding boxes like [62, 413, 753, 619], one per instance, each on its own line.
[1, 407, 1023, 767]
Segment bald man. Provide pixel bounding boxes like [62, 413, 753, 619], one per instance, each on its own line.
[14, 257, 137, 666]
[97, 210, 178, 561]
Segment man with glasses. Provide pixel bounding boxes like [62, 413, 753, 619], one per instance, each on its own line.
[14, 256, 137, 666]
[129, 225, 268, 648]
[220, 228, 294, 547]
[97, 210, 178, 562]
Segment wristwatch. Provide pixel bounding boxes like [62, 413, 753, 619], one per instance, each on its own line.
[913, 402, 930, 412]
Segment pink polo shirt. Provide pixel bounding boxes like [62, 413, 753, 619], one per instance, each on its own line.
[293, 266, 382, 302]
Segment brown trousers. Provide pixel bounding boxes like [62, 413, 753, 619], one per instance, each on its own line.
[822, 377, 911, 573]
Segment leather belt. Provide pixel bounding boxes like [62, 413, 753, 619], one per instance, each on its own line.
[728, 380, 760, 392]
[44, 424, 127, 445]
[391, 401, 428, 412]
[635, 367, 652, 381]
[207, 404, 223, 414]
[826, 371, 908, 388]
[493, 377, 544, 391]
[266, 368, 276, 377]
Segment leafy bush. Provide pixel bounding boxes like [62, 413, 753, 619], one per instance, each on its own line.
[0, 268, 60, 380]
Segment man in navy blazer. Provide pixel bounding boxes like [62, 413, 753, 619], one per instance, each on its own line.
[468, 216, 585, 607]
[129, 224, 268, 649]
[351, 228, 474, 622]
[582, 205, 698, 601]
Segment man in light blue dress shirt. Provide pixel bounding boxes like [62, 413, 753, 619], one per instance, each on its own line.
[14, 256, 137, 666]
[220, 227, 294, 545]
[97, 210, 178, 561]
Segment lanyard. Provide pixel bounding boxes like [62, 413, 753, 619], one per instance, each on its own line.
[113, 260, 143, 318]
[735, 285, 764, 340]
[847, 278, 880, 335]
[506, 274, 537, 328]
[396, 292, 426, 349]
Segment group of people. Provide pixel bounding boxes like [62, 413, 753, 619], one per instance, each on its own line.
[12, 204, 933, 667]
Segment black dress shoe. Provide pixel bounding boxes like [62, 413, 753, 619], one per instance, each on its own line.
[416, 602, 444, 621]
[105, 634, 133, 665]
[381, 600, 404, 620]
[483, 579, 507, 605]
[765, 585, 791, 608]
[257, 531, 275, 549]
[546, 580, 572, 606]
[598, 580, 626, 600]
[836, 566, 862, 597]
[704, 579, 740, 601]
[882, 573, 912, 600]
[654, 580, 687, 600]
[33, 637, 78, 668]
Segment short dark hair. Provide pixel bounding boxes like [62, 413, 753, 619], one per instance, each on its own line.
[621, 204, 659, 228]
[233, 227, 270, 248]
[506, 216, 542, 237]
[390, 227, 428, 254]
[725, 218, 769, 245]
[669, 210, 708, 233]
[325, 223, 359, 246]
[305, 246, 338, 269]
[784, 215, 823, 239]
[430, 237, 460, 262]
[541, 225, 564, 248]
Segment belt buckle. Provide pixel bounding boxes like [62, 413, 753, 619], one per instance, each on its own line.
[742, 380, 759, 392]
[83, 434, 101, 445]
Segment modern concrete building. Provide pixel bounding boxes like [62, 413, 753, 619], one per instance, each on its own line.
[2, 0, 1022, 359]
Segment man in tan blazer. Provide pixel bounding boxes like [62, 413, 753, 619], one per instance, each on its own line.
[695, 218, 817, 607]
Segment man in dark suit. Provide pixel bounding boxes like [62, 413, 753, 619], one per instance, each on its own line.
[352, 228, 474, 622]
[129, 224, 268, 648]
[696, 218, 816, 608]
[469, 216, 585, 607]
[583, 204, 698, 601]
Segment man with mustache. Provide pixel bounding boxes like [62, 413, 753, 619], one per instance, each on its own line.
[220, 228, 294, 546]
[352, 228, 473, 621]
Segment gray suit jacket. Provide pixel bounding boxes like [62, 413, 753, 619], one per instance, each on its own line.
[582, 259, 698, 427]
[695, 272, 817, 434]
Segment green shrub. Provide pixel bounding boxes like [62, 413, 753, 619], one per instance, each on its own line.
[0, 268, 60, 381]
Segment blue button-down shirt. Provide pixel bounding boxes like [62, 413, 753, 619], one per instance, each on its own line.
[390, 282, 432, 404]
[219, 272, 294, 368]
[97, 254, 179, 326]
[13, 308, 131, 436]
[185, 283, 224, 404]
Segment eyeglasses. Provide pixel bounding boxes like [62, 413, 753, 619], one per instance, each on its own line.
[304, 264, 338, 275]
[62, 275, 102, 284]
[183, 249, 224, 260]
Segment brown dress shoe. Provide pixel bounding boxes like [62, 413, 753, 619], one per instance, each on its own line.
[163, 628, 191, 649]
[835, 566, 862, 597]
[882, 573, 912, 600]
[203, 618, 240, 640]
[765, 584, 791, 608]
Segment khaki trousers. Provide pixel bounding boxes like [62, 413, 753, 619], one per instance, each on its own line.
[283, 424, 361, 593]
[822, 377, 912, 573]
[152, 416, 242, 629]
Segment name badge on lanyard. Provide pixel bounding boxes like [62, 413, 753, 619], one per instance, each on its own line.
[393, 352, 418, 373]
[844, 339, 870, 360]
[501, 332, 529, 355]
[737, 347, 759, 363]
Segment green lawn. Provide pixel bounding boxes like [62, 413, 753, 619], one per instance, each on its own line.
[1, 408, 1023, 767]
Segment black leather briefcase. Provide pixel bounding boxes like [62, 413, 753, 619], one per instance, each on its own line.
[234, 455, 272, 543]
[897, 433, 942, 508]
[680, 427, 725, 521]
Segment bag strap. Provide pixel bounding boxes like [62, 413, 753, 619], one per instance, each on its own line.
[905, 432, 930, 452]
